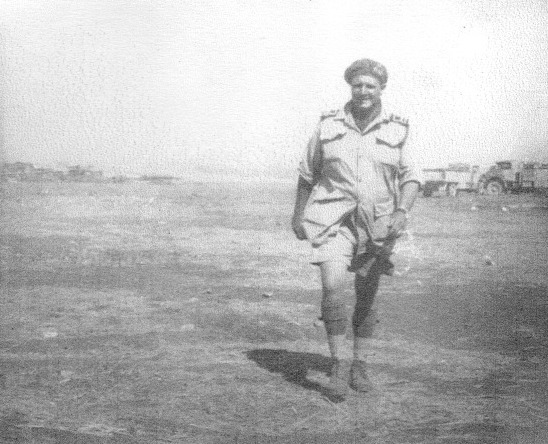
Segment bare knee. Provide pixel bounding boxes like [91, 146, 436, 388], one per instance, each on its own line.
[320, 261, 348, 303]
[319, 261, 349, 338]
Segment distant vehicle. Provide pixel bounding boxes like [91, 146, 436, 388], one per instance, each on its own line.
[422, 160, 548, 197]
[421, 163, 482, 197]
[480, 160, 548, 195]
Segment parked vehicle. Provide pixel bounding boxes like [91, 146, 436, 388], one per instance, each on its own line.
[480, 160, 548, 195]
[422, 160, 548, 197]
[421, 164, 481, 197]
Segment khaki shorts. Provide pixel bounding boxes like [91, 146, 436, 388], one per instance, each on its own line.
[310, 224, 357, 266]
[309, 214, 397, 269]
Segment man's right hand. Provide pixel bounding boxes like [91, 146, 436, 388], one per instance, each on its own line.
[291, 214, 307, 240]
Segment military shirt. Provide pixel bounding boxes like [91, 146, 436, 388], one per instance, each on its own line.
[298, 103, 422, 255]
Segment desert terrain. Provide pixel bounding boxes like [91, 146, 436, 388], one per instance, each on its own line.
[0, 180, 547, 443]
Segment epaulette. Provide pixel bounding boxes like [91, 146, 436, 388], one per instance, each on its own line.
[320, 109, 338, 120]
[389, 114, 409, 126]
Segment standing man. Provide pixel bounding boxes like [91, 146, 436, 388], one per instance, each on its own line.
[292, 58, 421, 398]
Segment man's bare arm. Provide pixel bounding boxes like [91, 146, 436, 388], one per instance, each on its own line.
[387, 181, 420, 238]
[291, 176, 313, 240]
[398, 180, 420, 212]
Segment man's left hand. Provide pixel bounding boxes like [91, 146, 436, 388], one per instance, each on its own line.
[387, 210, 407, 239]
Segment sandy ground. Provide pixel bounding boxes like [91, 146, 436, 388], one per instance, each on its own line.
[0, 180, 547, 443]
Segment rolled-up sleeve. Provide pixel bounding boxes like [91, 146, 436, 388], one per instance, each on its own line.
[398, 126, 423, 187]
[298, 124, 322, 185]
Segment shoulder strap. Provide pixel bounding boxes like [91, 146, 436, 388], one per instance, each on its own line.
[389, 113, 409, 126]
[320, 109, 338, 120]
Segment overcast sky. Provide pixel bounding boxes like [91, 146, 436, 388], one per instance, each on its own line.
[1, 0, 547, 177]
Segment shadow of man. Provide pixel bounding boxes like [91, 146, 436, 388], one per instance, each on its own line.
[246, 349, 339, 399]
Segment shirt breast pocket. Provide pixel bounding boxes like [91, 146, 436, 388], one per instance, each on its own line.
[374, 132, 404, 166]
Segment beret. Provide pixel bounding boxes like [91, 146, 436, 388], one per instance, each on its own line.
[344, 58, 388, 85]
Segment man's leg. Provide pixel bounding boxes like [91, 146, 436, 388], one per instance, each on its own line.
[351, 262, 382, 392]
[319, 260, 352, 397]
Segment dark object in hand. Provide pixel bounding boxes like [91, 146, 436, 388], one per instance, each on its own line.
[349, 248, 395, 277]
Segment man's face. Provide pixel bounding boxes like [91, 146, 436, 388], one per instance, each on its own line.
[350, 75, 384, 113]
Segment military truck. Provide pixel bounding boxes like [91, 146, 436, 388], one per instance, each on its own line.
[480, 160, 548, 195]
[421, 163, 482, 197]
[422, 160, 548, 197]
